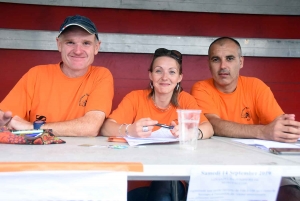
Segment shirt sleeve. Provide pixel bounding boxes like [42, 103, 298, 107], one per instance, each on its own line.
[0, 69, 35, 120]
[191, 80, 220, 117]
[85, 68, 114, 117]
[108, 91, 137, 124]
[179, 91, 208, 123]
[253, 79, 284, 124]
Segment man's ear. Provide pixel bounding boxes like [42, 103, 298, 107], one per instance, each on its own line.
[56, 37, 62, 52]
[240, 56, 244, 69]
[94, 40, 101, 55]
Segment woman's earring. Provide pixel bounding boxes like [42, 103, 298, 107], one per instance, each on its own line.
[150, 82, 153, 89]
[176, 83, 180, 91]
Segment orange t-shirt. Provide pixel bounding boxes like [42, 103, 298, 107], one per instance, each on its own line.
[109, 89, 207, 127]
[0, 63, 114, 122]
[191, 76, 283, 124]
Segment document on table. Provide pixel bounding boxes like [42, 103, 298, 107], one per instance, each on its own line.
[124, 127, 179, 146]
[0, 171, 127, 201]
[187, 165, 281, 201]
[232, 138, 300, 150]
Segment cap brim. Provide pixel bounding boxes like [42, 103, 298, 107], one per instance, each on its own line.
[57, 23, 95, 38]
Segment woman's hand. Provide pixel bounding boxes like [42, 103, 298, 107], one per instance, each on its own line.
[170, 121, 179, 138]
[128, 118, 158, 138]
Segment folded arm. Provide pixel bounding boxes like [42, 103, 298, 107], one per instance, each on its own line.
[206, 113, 300, 143]
[8, 110, 106, 137]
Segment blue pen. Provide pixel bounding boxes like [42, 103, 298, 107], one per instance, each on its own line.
[155, 123, 174, 129]
[24, 133, 42, 137]
[23, 133, 43, 140]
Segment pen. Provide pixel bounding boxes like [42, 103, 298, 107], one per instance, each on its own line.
[11, 129, 43, 134]
[15, 133, 43, 137]
[155, 123, 174, 129]
[23, 133, 43, 140]
[23, 133, 42, 137]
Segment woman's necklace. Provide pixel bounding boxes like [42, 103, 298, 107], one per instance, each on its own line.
[152, 96, 171, 112]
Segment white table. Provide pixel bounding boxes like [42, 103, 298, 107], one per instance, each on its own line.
[0, 136, 299, 180]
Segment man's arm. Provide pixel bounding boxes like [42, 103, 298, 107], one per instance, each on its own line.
[206, 113, 300, 143]
[0, 110, 12, 127]
[8, 110, 105, 137]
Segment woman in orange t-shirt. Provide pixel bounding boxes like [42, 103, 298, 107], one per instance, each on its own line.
[101, 48, 213, 201]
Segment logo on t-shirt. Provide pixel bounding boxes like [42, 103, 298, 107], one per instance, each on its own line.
[35, 115, 46, 122]
[79, 94, 89, 107]
[241, 107, 251, 121]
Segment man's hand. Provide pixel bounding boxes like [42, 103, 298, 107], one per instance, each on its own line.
[261, 114, 300, 143]
[8, 115, 32, 130]
[0, 111, 12, 127]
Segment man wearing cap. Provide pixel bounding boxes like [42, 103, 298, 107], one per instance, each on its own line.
[0, 15, 114, 136]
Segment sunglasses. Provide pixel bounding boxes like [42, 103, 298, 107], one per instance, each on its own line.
[154, 48, 182, 64]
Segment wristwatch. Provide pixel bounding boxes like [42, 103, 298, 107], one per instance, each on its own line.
[33, 120, 45, 129]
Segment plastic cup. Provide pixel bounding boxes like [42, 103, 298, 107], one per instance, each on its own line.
[177, 109, 201, 150]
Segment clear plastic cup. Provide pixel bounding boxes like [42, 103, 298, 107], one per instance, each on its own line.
[177, 109, 201, 150]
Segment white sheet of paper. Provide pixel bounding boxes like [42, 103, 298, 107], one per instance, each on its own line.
[125, 128, 179, 146]
[232, 139, 300, 149]
[150, 127, 176, 138]
[0, 171, 127, 201]
[187, 166, 281, 201]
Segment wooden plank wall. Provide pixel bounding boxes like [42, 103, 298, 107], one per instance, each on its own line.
[0, 2, 300, 118]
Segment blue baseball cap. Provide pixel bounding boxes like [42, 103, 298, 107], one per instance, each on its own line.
[58, 15, 99, 40]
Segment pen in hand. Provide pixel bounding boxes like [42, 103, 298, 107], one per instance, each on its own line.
[154, 123, 174, 129]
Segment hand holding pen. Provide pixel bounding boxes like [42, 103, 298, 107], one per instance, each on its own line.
[127, 118, 157, 138]
[127, 118, 178, 138]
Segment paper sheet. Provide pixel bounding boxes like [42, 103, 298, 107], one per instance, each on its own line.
[124, 127, 179, 146]
[187, 166, 281, 201]
[232, 139, 300, 150]
[0, 171, 127, 201]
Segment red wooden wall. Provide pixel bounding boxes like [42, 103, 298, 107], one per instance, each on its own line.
[1, 3, 300, 118]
